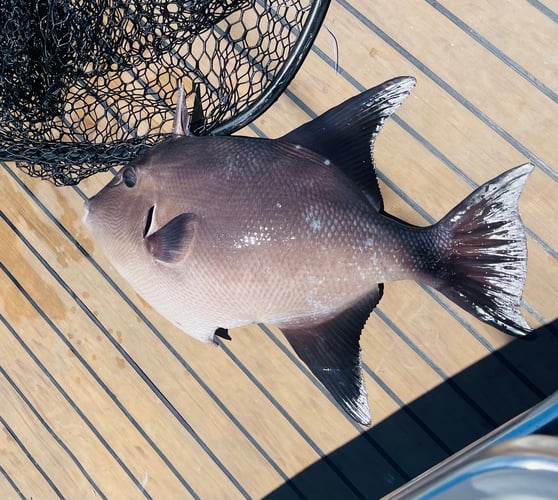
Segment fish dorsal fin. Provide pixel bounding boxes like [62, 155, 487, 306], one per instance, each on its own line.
[282, 77, 416, 212]
[279, 284, 384, 425]
[172, 82, 191, 137]
[172, 82, 205, 136]
[190, 83, 205, 134]
[145, 213, 197, 264]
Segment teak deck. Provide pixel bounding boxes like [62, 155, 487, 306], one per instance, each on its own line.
[2, 1, 558, 498]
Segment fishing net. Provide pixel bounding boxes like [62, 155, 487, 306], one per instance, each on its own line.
[0, 0, 330, 185]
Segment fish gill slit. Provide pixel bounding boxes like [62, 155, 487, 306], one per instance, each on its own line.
[143, 204, 156, 239]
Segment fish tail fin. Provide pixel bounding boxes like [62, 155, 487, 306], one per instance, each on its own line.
[432, 164, 534, 336]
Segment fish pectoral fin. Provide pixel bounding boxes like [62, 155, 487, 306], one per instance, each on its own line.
[280, 285, 383, 426]
[145, 213, 197, 264]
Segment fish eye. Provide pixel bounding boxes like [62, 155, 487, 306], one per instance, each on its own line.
[122, 167, 137, 188]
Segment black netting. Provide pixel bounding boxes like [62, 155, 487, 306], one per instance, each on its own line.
[0, 0, 329, 185]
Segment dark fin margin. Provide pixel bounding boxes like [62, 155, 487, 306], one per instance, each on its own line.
[280, 285, 384, 426]
[282, 77, 416, 211]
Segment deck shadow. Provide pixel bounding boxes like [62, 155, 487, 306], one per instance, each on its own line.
[267, 319, 558, 499]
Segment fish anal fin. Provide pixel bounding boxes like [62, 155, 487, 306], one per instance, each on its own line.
[145, 213, 197, 264]
[279, 285, 383, 426]
[282, 77, 416, 212]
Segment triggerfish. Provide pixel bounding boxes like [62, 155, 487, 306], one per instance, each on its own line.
[84, 77, 533, 425]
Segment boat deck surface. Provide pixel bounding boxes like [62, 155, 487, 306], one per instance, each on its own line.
[1, 1, 558, 498]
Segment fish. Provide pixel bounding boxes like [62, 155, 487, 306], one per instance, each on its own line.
[83, 76, 534, 425]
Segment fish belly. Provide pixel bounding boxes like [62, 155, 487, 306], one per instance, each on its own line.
[178, 210, 429, 333]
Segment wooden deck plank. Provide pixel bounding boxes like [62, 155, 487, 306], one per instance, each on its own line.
[0, 368, 106, 498]
[356, 0, 558, 158]
[1, 1, 557, 498]
[0, 323, 150, 498]
[0, 253, 197, 498]
[0, 472, 23, 500]
[1, 420, 59, 499]
[436, 0, 558, 93]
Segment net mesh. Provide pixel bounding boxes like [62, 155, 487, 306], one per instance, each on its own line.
[0, 0, 329, 185]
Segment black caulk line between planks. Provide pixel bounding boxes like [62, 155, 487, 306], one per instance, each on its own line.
[425, 0, 558, 105]
[1, 220, 201, 498]
[336, 0, 558, 184]
[0, 417, 64, 499]
[525, 0, 558, 23]
[390, 114, 558, 261]
[259, 323, 453, 457]
[0, 464, 25, 500]
[219, 342, 404, 494]
[0, 367, 107, 499]
[0, 267, 153, 500]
